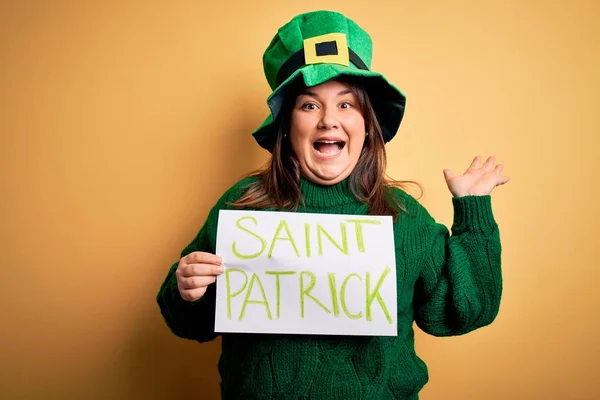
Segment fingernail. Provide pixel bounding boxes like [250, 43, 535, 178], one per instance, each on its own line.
[218, 265, 225, 273]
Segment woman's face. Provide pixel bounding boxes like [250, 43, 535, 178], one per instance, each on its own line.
[289, 80, 366, 186]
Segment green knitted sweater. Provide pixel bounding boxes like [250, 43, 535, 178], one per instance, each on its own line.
[157, 176, 502, 399]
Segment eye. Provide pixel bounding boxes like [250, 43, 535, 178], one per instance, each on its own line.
[339, 101, 353, 109]
[301, 102, 318, 111]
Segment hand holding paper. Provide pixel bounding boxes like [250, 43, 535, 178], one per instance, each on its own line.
[176, 251, 224, 302]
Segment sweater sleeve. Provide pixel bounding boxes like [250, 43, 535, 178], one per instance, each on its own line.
[156, 203, 220, 343]
[411, 194, 503, 337]
[156, 177, 258, 343]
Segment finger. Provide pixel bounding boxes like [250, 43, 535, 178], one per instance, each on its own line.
[180, 287, 208, 302]
[183, 251, 223, 266]
[495, 164, 504, 175]
[179, 275, 217, 289]
[497, 176, 510, 185]
[191, 251, 222, 265]
[180, 262, 224, 277]
[483, 156, 496, 171]
[469, 156, 481, 170]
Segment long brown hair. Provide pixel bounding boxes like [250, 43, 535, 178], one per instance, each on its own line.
[232, 76, 421, 219]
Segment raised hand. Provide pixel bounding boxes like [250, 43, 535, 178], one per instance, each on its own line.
[443, 156, 510, 197]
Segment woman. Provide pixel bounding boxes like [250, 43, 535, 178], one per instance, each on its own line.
[157, 10, 509, 399]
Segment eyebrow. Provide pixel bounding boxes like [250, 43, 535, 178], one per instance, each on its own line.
[299, 89, 353, 98]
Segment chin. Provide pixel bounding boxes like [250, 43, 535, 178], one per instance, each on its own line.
[313, 177, 343, 186]
[308, 169, 352, 185]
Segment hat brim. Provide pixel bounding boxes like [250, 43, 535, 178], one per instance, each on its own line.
[252, 63, 406, 151]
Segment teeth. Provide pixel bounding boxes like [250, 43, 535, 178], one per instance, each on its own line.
[315, 148, 341, 156]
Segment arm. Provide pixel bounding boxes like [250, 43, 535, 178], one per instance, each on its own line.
[156, 176, 259, 342]
[156, 206, 220, 343]
[413, 194, 503, 336]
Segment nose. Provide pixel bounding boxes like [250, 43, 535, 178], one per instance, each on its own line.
[317, 106, 339, 130]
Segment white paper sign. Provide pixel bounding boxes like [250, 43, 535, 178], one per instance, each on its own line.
[214, 210, 397, 336]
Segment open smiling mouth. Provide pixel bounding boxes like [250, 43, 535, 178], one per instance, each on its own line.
[312, 139, 346, 157]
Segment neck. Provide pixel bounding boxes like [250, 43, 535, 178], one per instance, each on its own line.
[298, 177, 358, 208]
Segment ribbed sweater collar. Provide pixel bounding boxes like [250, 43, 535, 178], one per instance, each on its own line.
[298, 177, 358, 209]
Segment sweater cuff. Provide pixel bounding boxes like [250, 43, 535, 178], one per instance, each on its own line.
[451, 195, 497, 234]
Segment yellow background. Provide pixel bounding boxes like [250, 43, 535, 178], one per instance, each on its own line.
[1, 1, 598, 399]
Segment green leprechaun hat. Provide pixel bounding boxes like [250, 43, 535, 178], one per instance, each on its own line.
[252, 10, 407, 151]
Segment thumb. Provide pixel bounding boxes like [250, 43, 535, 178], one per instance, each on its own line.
[443, 169, 456, 182]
